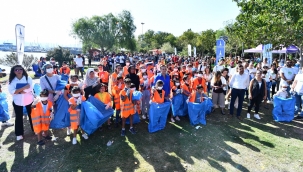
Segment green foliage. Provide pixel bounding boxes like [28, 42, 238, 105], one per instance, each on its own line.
[196, 29, 216, 56]
[161, 42, 174, 54]
[46, 46, 71, 66]
[72, 10, 136, 53]
[0, 53, 38, 70]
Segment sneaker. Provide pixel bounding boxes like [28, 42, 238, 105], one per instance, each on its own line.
[247, 113, 251, 119]
[225, 100, 229, 105]
[1, 122, 14, 127]
[37, 140, 45, 146]
[170, 118, 175, 123]
[267, 100, 272, 104]
[121, 129, 126, 136]
[82, 133, 89, 140]
[66, 128, 71, 136]
[72, 137, 77, 145]
[16, 135, 23, 141]
[254, 114, 261, 119]
[175, 116, 180, 121]
[129, 128, 136, 134]
[43, 135, 52, 140]
[142, 115, 146, 119]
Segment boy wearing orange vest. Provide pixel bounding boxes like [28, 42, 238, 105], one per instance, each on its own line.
[112, 76, 125, 127]
[68, 86, 88, 145]
[189, 85, 208, 103]
[94, 83, 112, 129]
[120, 78, 137, 136]
[31, 89, 53, 146]
[151, 80, 165, 104]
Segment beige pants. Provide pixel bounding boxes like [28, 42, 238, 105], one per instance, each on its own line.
[212, 92, 225, 108]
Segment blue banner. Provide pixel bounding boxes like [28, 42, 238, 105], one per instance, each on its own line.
[216, 39, 225, 65]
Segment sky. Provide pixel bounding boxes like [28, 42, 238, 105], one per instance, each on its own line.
[0, 0, 240, 47]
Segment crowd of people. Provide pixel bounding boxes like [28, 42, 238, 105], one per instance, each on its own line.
[1, 53, 303, 146]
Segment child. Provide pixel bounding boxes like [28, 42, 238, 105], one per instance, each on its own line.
[130, 83, 141, 115]
[189, 85, 208, 103]
[31, 89, 53, 145]
[171, 78, 182, 122]
[68, 86, 88, 145]
[0, 85, 14, 130]
[140, 72, 151, 119]
[111, 76, 125, 127]
[120, 78, 137, 136]
[274, 83, 290, 99]
[94, 83, 112, 129]
[151, 80, 165, 104]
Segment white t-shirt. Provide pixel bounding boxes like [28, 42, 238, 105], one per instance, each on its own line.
[213, 65, 224, 73]
[294, 74, 303, 94]
[119, 56, 124, 63]
[263, 72, 271, 82]
[280, 67, 295, 86]
[247, 67, 257, 79]
[268, 69, 277, 80]
[74, 57, 83, 67]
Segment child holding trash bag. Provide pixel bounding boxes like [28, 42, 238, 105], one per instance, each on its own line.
[68, 86, 88, 145]
[120, 78, 138, 136]
[31, 89, 53, 146]
[273, 83, 290, 99]
[189, 85, 208, 103]
[111, 76, 125, 128]
[171, 78, 182, 122]
[151, 80, 165, 104]
[94, 83, 113, 129]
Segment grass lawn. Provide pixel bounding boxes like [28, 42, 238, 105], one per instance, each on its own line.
[0, 100, 303, 172]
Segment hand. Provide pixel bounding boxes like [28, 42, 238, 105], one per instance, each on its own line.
[249, 95, 252, 99]
[186, 99, 189, 104]
[50, 113, 54, 121]
[23, 84, 30, 90]
[71, 104, 77, 110]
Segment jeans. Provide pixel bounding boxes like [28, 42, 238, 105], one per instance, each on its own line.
[115, 110, 121, 124]
[271, 82, 276, 97]
[75, 67, 84, 79]
[295, 93, 303, 116]
[13, 102, 33, 136]
[229, 88, 245, 116]
[266, 82, 272, 101]
[248, 94, 263, 114]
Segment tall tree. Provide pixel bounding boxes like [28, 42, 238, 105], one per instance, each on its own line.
[196, 29, 216, 56]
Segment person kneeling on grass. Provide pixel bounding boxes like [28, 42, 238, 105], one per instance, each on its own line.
[120, 78, 138, 136]
[68, 86, 89, 145]
[94, 83, 112, 129]
[31, 89, 53, 146]
[188, 85, 208, 103]
[273, 83, 290, 99]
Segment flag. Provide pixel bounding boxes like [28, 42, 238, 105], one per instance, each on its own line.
[15, 24, 25, 65]
[188, 44, 191, 56]
[194, 47, 196, 57]
[174, 47, 177, 55]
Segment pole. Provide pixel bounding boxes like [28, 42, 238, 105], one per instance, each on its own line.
[141, 22, 145, 35]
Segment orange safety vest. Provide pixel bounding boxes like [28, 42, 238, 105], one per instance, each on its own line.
[68, 96, 86, 130]
[191, 77, 207, 92]
[119, 89, 135, 118]
[94, 92, 112, 105]
[99, 71, 109, 83]
[60, 66, 71, 75]
[110, 72, 118, 86]
[122, 66, 129, 77]
[152, 90, 165, 104]
[181, 83, 191, 97]
[112, 84, 125, 110]
[189, 90, 204, 103]
[31, 101, 53, 133]
[140, 78, 151, 91]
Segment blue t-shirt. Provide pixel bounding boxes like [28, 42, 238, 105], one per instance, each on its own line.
[153, 74, 170, 97]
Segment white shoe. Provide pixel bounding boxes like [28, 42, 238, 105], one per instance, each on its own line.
[267, 100, 272, 104]
[1, 122, 14, 127]
[170, 118, 175, 123]
[66, 128, 71, 136]
[225, 100, 229, 105]
[16, 135, 23, 141]
[175, 116, 180, 121]
[82, 133, 88, 140]
[254, 114, 261, 120]
[72, 137, 77, 145]
[247, 113, 251, 119]
[142, 115, 146, 119]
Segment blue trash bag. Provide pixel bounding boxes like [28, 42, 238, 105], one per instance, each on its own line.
[80, 101, 109, 135]
[55, 80, 67, 91]
[0, 93, 10, 121]
[172, 94, 186, 116]
[61, 74, 69, 82]
[126, 112, 140, 124]
[148, 102, 171, 133]
[132, 91, 143, 101]
[182, 94, 189, 115]
[87, 96, 114, 120]
[188, 102, 207, 125]
[204, 98, 213, 115]
[50, 95, 71, 129]
[272, 96, 296, 122]
[32, 64, 42, 77]
[33, 83, 42, 97]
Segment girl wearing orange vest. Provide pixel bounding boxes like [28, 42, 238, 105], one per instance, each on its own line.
[94, 83, 113, 129]
[120, 78, 137, 136]
[189, 85, 208, 103]
[31, 89, 53, 145]
[68, 86, 88, 145]
[151, 80, 165, 104]
[181, 75, 192, 97]
[59, 61, 71, 75]
[97, 65, 110, 86]
[112, 76, 124, 127]
[170, 79, 182, 122]
[140, 72, 151, 119]
[122, 60, 130, 77]
[191, 71, 207, 92]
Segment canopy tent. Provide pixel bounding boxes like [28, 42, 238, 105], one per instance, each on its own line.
[244, 44, 263, 53]
[272, 45, 300, 54]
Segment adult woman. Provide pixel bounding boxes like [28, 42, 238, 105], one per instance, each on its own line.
[247, 70, 267, 119]
[203, 66, 212, 96]
[269, 64, 278, 97]
[8, 65, 34, 140]
[40, 64, 61, 103]
[211, 71, 226, 115]
[83, 68, 100, 99]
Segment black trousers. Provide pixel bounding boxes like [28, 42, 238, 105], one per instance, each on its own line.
[247, 94, 263, 114]
[13, 102, 33, 136]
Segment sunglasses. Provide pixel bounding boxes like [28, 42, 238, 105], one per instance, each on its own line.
[14, 68, 23, 72]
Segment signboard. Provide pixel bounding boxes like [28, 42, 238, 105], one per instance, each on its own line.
[216, 39, 225, 65]
[15, 24, 25, 65]
[263, 44, 272, 65]
[188, 44, 192, 56]
[193, 47, 196, 57]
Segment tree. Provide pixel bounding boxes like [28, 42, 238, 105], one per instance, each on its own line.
[71, 10, 136, 53]
[161, 42, 174, 54]
[196, 29, 216, 56]
[231, 0, 303, 64]
[0, 53, 38, 70]
[46, 46, 71, 66]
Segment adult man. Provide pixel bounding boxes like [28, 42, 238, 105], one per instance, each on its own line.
[74, 54, 84, 79]
[280, 60, 296, 92]
[153, 65, 170, 99]
[247, 62, 257, 80]
[291, 67, 303, 119]
[229, 65, 250, 120]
